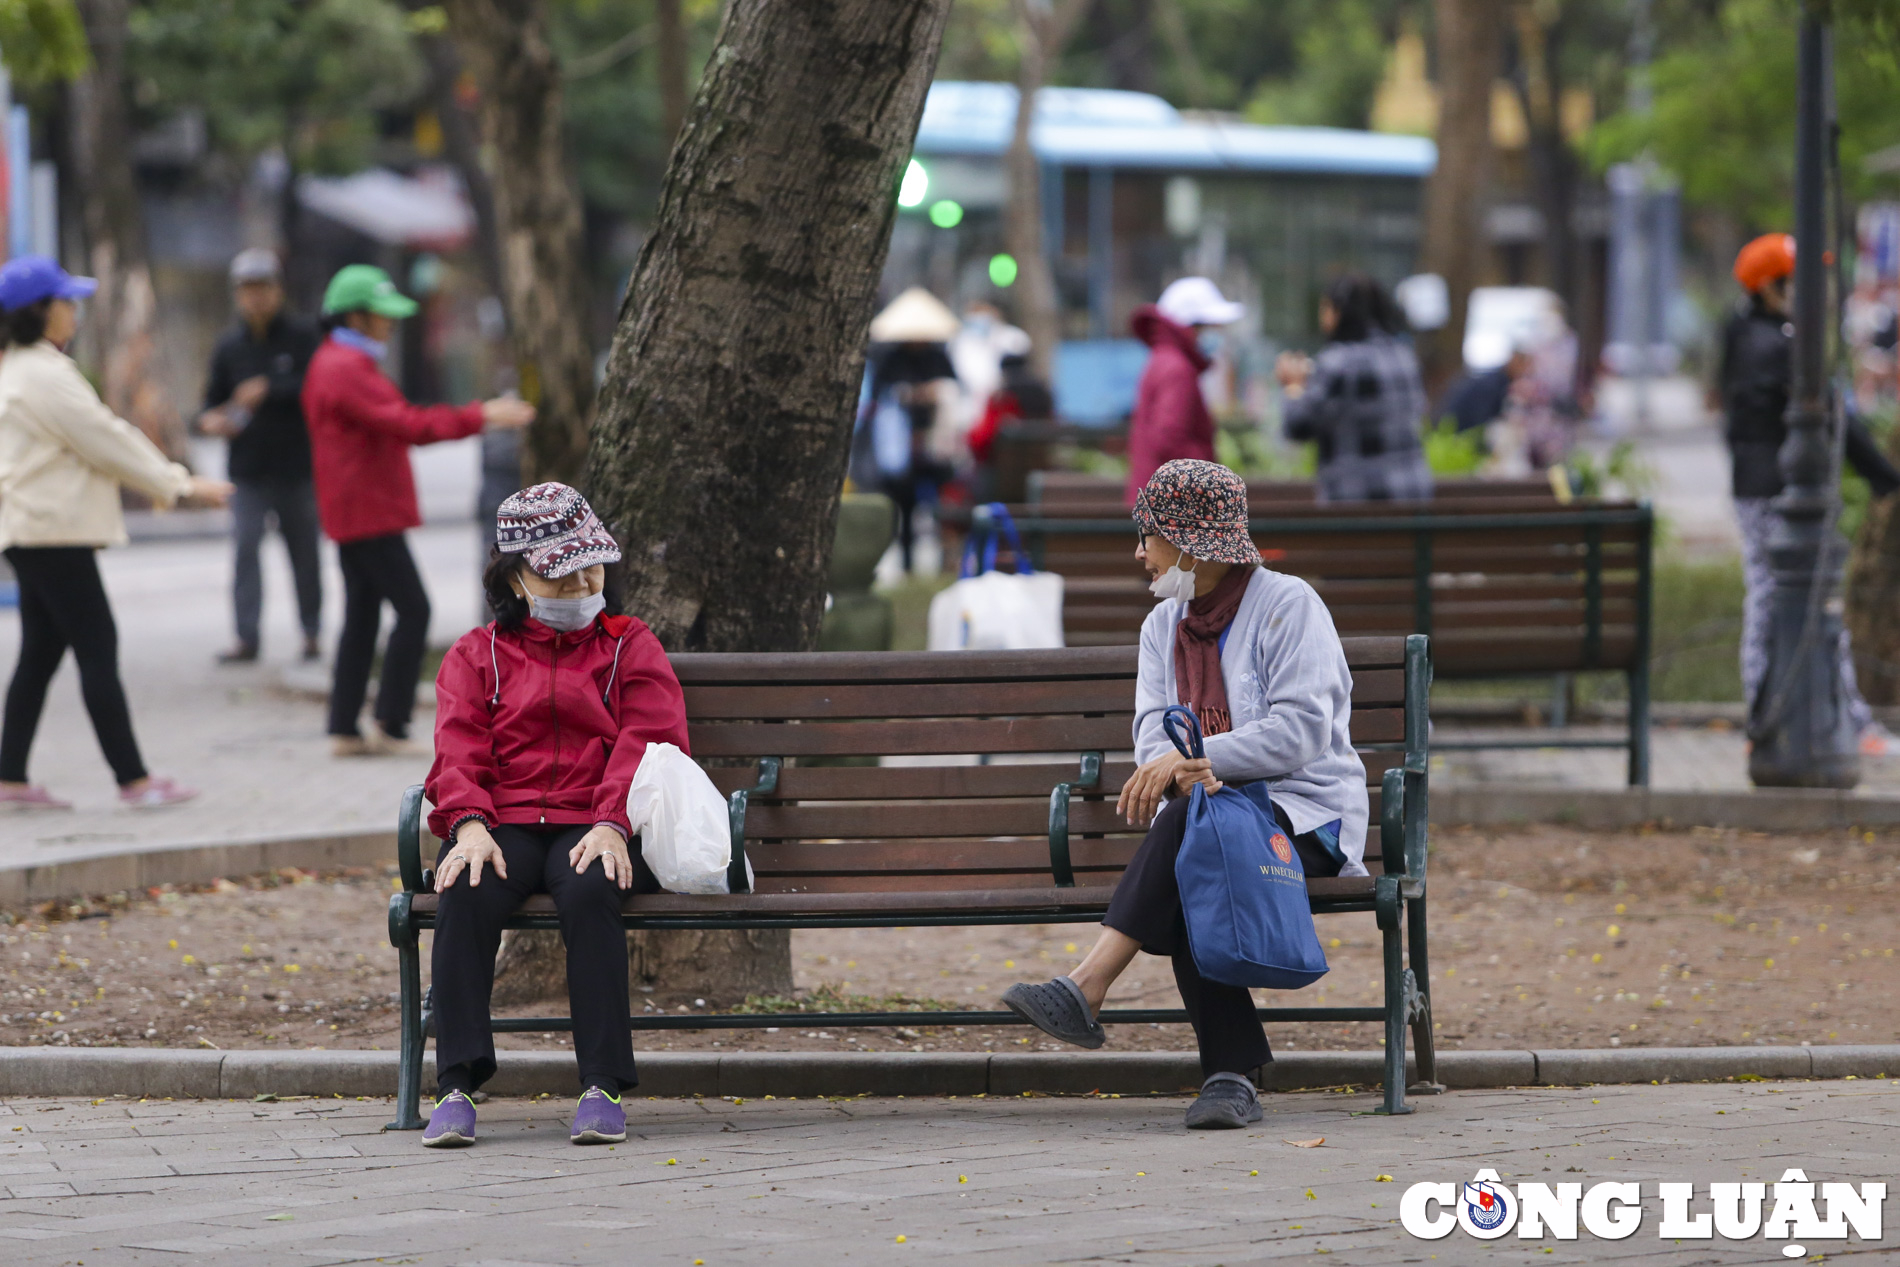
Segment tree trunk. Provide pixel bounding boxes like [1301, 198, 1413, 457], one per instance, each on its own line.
[70, 0, 185, 461]
[420, 34, 510, 315]
[655, 0, 688, 152]
[1419, 0, 1501, 387]
[444, 0, 596, 486]
[1512, 5, 1577, 315]
[565, 0, 949, 1005]
[1006, 0, 1091, 384]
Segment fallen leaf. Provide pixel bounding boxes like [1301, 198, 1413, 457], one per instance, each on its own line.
[1285, 1137, 1325, 1148]
[265, 1213, 293, 1221]
[1375, 1174, 1394, 1182]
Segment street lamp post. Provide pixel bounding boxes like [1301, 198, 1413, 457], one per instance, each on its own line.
[1749, 0, 1860, 789]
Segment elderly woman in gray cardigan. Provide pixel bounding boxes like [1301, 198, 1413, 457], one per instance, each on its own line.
[1003, 459, 1367, 1131]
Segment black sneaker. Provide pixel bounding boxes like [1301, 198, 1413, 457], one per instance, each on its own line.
[1184, 1072, 1262, 1130]
[216, 643, 259, 665]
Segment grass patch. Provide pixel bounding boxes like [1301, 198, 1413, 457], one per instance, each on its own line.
[730, 983, 963, 1015]
[880, 572, 955, 652]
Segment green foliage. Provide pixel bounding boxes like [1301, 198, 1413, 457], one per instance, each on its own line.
[130, 0, 424, 174]
[1648, 555, 1745, 702]
[0, 0, 89, 88]
[1562, 440, 1655, 499]
[1586, 0, 1900, 226]
[1242, 0, 1390, 130]
[1422, 419, 1485, 477]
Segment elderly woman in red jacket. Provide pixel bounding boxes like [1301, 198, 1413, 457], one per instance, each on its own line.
[420, 483, 689, 1150]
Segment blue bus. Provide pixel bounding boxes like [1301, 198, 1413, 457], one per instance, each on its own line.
[885, 81, 1436, 425]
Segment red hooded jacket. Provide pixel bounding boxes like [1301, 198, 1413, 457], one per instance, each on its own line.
[302, 336, 486, 544]
[1124, 305, 1216, 504]
[424, 612, 690, 842]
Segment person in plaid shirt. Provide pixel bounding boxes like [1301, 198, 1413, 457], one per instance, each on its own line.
[1278, 274, 1434, 503]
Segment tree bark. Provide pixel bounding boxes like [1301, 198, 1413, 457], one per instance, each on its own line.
[1848, 475, 1900, 706]
[587, 0, 952, 652]
[70, 0, 185, 461]
[1511, 4, 1577, 314]
[655, 0, 688, 152]
[444, 0, 596, 485]
[1419, 0, 1501, 386]
[573, 0, 951, 1004]
[1006, 0, 1091, 384]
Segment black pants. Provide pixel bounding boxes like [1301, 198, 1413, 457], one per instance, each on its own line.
[431, 824, 656, 1095]
[1, 546, 147, 786]
[231, 477, 323, 649]
[328, 533, 429, 739]
[1103, 792, 1342, 1080]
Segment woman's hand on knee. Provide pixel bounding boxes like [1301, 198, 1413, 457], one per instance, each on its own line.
[436, 822, 507, 892]
[1116, 752, 1186, 825]
[569, 824, 633, 890]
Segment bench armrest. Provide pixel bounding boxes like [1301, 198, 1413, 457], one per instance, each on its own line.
[725, 757, 781, 896]
[1047, 751, 1103, 888]
[398, 784, 427, 894]
[1379, 767, 1405, 875]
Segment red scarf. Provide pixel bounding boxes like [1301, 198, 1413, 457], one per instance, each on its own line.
[1172, 565, 1256, 737]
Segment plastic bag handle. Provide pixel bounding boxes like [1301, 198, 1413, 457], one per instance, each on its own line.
[1161, 704, 1205, 761]
[972, 502, 1036, 576]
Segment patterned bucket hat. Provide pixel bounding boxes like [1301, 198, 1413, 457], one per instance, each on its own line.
[1131, 459, 1261, 566]
[495, 482, 622, 579]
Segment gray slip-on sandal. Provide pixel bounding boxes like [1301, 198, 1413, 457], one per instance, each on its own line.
[1000, 976, 1107, 1050]
[1183, 1072, 1263, 1130]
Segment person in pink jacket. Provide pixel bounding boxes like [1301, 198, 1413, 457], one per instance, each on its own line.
[1124, 277, 1245, 505]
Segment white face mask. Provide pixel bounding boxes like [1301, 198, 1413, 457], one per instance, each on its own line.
[527, 591, 605, 632]
[1149, 557, 1199, 602]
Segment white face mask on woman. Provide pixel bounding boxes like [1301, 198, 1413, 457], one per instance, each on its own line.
[527, 591, 605, 632]
[1149, 556, 1199, 602]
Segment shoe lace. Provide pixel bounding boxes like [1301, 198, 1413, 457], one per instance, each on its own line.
[579, 1087, 621, 1106]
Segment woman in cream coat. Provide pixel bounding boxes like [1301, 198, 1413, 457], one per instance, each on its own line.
[0, 256, 231, 809]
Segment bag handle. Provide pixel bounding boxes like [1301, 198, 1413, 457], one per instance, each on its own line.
[1161, 704, 1205, 761]
[969, 502, 1036, 577]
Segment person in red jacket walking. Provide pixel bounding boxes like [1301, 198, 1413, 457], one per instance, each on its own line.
[420, 482, 689, 1148]
[1124, 277, 1244, 505]
[302, 265, 533, 756]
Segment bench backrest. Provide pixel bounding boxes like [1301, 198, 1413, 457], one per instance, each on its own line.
[670, 639, 1417, 897]
[1005, 502, 1652, 676]
[1027, 471, 1557, 507]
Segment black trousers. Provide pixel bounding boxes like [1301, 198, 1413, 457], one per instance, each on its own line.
[1, 546, 147, 785]
[431, 824, 657, 1095]
[230, 477, 323, 648]
[1102, 792, 1342, 1080]
[328, 533, 429, 739]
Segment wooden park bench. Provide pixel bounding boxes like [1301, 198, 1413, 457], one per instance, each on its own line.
[384, 635, 1435, 1128]
[1026, 469, 1558, 508]
[979, 499, 1655, 785]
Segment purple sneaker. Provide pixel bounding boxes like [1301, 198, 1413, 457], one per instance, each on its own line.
[570, 1087, 625, 1144]
[422, 1089, 477, 1147]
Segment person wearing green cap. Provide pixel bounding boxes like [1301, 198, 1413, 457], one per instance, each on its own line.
[302, 264, 534, 758]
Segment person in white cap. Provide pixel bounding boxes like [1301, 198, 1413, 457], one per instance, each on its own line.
[197, 248, 324, 664]
[1125, 277, 1244, 505]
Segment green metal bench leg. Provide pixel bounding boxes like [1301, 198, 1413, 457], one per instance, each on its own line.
[388, 933, 426, 1130]
[1627, 663, 1650, 787]
[1373, 881, 1412, 1116]
[1407, 897, 1444, 1094]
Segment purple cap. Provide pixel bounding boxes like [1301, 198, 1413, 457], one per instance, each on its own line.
[0, 255, 97, 311]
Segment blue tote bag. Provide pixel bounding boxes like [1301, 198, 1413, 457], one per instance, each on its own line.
[1163, 705, 1329, 990]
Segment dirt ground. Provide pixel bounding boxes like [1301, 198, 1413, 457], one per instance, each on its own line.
[2, 822, 1895, 1060]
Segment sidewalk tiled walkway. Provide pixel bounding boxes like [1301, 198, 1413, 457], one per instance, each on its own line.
[0, 1082, 1894, 1264]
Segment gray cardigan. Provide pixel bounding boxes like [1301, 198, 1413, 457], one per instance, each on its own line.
[1133, 566, 1370, 876]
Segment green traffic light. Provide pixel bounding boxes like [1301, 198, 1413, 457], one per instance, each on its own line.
[928, 200, 964, 228]
[989, 253, 1019, 287]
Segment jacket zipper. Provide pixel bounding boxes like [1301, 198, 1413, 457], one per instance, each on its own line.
[542, 637, 562, 821]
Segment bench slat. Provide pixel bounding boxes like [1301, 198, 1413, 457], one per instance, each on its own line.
[743, 798, 1139, 841]
[687, 714, 1137, 757]
[405, 875, 1379, 919]
[749, 836, 1141, 874]
[682, 679, 1135, 720]
[706, 761, 1135, 800]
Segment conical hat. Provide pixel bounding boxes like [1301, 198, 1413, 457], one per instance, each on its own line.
[869, 286, 960, 343]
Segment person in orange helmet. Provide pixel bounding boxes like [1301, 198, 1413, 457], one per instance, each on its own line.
[1721, 232, 1900, 755]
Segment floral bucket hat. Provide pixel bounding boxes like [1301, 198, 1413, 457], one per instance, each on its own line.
[1131, 459, 1261, 566]
[495, 482, 622, 579]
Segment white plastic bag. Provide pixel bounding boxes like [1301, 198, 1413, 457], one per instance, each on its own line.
[928, 570, 1066, 650]
[626, 742, 740, 894]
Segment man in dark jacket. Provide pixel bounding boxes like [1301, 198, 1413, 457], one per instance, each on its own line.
[1722, 233, 1900, 753]
[199, 249, 324, 664]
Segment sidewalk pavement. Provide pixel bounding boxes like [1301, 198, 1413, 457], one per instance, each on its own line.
[0, 523, 484, 871]
[0, 1081, 1893, 1264]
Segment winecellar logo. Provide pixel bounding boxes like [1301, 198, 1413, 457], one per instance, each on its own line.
[1269, 831, 1293, 864]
